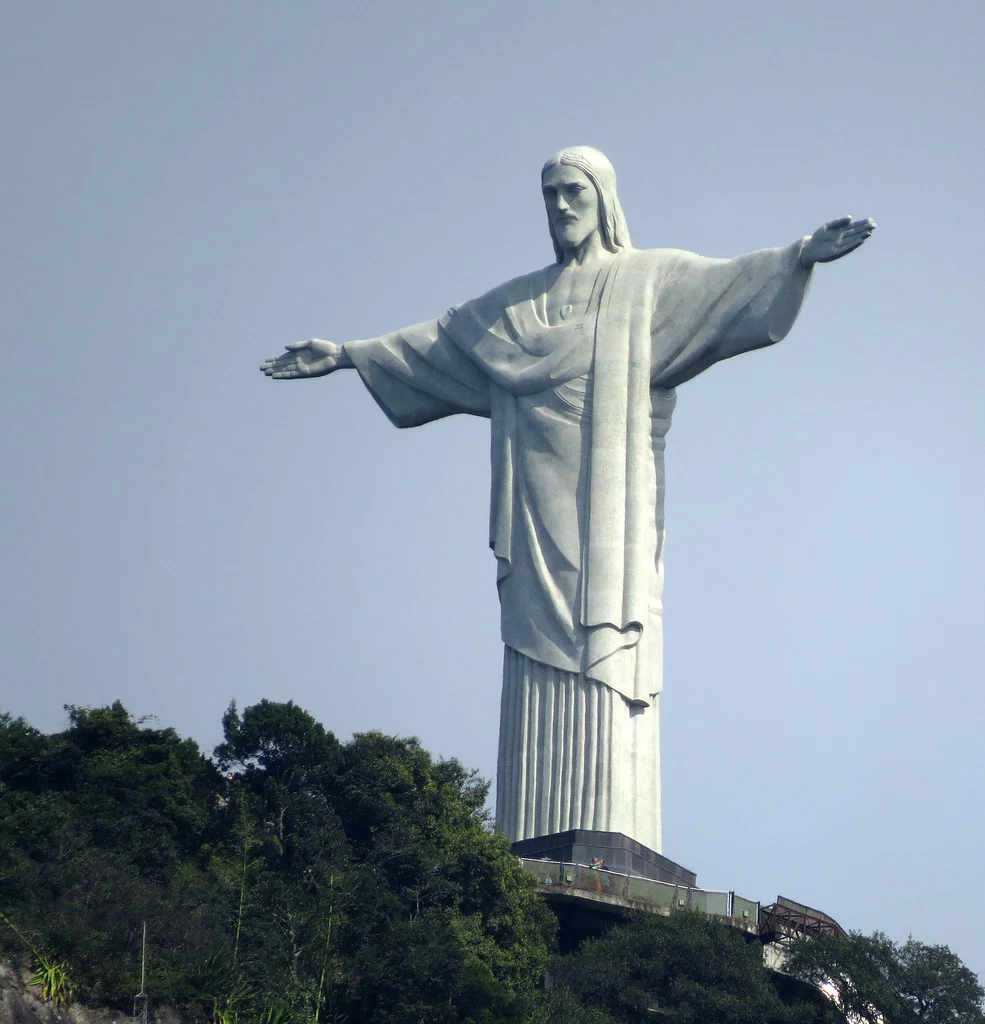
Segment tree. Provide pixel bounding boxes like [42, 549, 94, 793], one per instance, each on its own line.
[785, 931, 985, 1024]
[215, 699, 340, 790]
[213, 702, 554, 1023]
[530, 986, 617, 1024]
[0, 702, 230, 1010]
[3, 698, 556, 1022]
[549, 909, 835, 1024]
[212, 701, 350, 1019]
[13, 697, 979, 1024]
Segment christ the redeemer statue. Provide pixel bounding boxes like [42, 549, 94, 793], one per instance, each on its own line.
[260, 147, 874, 853]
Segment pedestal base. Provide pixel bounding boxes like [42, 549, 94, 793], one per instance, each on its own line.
[511, 829, 696, 887]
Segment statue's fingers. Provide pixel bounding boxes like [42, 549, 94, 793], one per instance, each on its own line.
[270, 369, 299, 379]
[285, 341, 312, 351]
[840, 227, 873, 244]
[839, 226, 873, 244]
[815, 238, 866, 263]
[832, 239, 867, 258]
[824, 215, 853, 231]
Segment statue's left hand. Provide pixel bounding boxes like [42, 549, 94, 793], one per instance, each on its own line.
[800, 215, 876, 266]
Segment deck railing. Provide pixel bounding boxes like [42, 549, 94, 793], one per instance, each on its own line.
[518, 858, 760, 931]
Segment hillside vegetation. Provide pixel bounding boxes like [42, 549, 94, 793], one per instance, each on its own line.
[1, 701, 981, 1024]
[0, 700, 551, 1023]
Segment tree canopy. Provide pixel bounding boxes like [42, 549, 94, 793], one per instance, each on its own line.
[0, 700, 552, 1023]
[546, 909, 839, 1024]
[784, 930, 985, 1024]
[2, 702, 981, 1024]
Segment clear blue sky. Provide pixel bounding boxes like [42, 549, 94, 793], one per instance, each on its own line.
[3, 0, 984, 979]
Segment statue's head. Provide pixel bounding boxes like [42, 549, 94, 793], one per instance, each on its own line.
[541, 146, 631, 263]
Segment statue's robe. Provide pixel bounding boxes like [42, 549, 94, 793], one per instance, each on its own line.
[345, 242, 812, 851]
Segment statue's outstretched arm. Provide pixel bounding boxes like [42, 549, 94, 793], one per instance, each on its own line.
[259, 339, 353, 380]
[800, 215, 876, 267]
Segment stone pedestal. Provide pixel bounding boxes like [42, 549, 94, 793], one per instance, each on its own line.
[511, 829, 695, 886]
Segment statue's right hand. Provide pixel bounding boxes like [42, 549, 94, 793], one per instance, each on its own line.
[259, 339, 348, 379]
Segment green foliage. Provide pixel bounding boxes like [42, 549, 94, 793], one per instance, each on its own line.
[0, 702, 230, 1010]
[1, 699, 551, 1023]
[548, 910, 837, 1024]
[784, 930, 985, 1024]
[212, 704, 553, 1024]
[30, 954, 76, 1008]
[5, 700, 981, 1024]
[0, 908, 77, 1009]
[529, 986, 616, 1023]
[215, 699, 340, 789]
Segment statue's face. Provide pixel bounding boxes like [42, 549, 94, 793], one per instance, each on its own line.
[542, 164, 599, 252]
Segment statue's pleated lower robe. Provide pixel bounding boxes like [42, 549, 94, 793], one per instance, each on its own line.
[496, 648, 661, 847]
[345, 241, 812, 852]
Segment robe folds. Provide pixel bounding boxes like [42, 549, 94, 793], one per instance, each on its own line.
[345, 241, 813, 709]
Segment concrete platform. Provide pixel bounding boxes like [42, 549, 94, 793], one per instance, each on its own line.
[511, 829, 697, 886]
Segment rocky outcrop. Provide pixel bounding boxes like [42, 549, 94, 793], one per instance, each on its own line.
[0, 964, 182, 1024]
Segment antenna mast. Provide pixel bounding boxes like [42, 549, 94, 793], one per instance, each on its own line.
[132, 922, 148, 1024]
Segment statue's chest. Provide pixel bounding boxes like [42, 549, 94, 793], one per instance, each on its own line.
[542, 272, 599, 326]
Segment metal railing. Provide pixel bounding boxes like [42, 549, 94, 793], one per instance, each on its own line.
[519, 858, 759, 929]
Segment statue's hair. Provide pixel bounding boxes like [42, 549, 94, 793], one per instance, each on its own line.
[542, 146, 632, 263]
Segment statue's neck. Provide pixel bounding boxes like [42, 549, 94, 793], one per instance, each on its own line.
[559, 232, 611, 268]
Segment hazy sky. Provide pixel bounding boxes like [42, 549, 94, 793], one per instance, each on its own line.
[3, 0, 984, 981]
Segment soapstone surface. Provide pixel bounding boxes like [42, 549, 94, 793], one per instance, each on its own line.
[260, 147, 874, 851]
